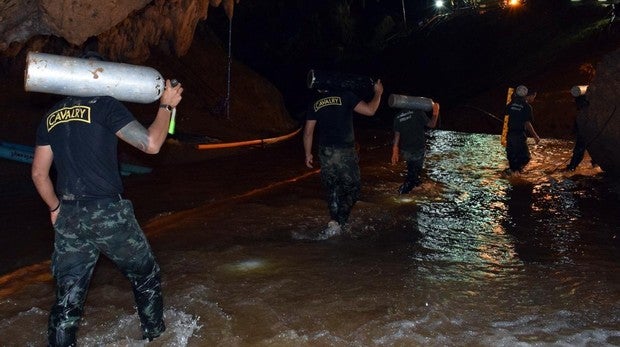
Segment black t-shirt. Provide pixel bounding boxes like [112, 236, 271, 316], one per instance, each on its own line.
[393, 109, 430, 152]
[306, 90, 361, 148]
[505, 96, 533, 134]
[36, 96, 135, 200]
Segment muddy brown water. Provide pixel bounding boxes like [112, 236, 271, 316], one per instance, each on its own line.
[1, 129, 619, 346]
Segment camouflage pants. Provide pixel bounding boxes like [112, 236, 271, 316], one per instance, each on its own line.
[49, 198, 164, 346]
[319, 146, 361, 226]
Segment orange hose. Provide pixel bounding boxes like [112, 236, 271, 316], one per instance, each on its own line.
[195, 127, 301, 150]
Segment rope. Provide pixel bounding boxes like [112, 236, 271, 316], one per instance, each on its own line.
[225, 15, 233, 119]
[584, 105, 617, 148]
[547, 105, 616, 173]
[459, 105, 503, 123]
[460, 102, 617, 174]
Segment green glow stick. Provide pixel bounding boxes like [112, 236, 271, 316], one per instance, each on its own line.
[168, 108, 177, 135]
[167, 79, 179, 135]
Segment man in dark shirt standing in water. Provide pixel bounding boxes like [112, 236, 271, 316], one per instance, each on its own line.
[565, 93, 592, 171]
[303, 78, 383, 239]
[504, 85, 540, 175]
[391, 100, 440, 194]
[31, 52, 183, 345]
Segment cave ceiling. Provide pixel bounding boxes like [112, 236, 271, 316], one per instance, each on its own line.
[0, 0, 238, 62]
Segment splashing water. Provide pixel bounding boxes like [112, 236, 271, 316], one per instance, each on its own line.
[1, 130, 619, 346]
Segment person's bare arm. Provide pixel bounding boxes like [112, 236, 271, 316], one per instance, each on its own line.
[391, 132, 401, 165]
[32, 145, 60, 224]
[304, 120, 317, 168]
[117, 79, 183, 154]
[354, 79, 384, 116]
[427, 102, 440, 128]
[525, 121, 540, 144]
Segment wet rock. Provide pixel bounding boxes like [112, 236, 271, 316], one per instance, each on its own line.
[578, 47, 620, 180]
[0, 0, 238, 60]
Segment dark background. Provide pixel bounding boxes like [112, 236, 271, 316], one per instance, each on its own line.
[204, 0, 618, 136]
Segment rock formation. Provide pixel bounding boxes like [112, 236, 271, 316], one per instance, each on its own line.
[578, 47, 620, 180]
[0, 0, 298, 166]
[1, 0, 238, 59]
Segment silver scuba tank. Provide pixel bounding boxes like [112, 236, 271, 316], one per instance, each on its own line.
[24, 52, 165, 104]
[388, 94, 434, 111]
[307, 69, 375, 97]
[570, 85, 588, 97]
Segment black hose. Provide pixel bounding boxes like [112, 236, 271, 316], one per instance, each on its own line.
[548, 105, 616, 173]
[460, 105, 504, 123]
[584, 105, 617, 148]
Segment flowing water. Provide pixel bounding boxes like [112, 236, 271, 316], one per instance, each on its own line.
[1, 129, 619, 346]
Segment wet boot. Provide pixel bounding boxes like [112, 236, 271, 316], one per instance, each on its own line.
[143, 320, 166, 341]
[131, 264, 166, 341]
[48, 269, 91, 347]
[318, 220, 343, 240]
[398, 182, 412, 194]
[398, 179, 420, 194]
[48, 324, 78, 347]
[48, 289, 81, 346]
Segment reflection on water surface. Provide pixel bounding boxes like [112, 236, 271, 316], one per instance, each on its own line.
[1, 130, 619, 346]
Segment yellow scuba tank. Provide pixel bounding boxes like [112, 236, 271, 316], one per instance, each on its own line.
[500, 87, 514, 147]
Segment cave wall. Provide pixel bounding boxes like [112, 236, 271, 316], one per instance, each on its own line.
[0, 0, 298, 164]
[579, 47, 620, 180]
[0, 0, 238, 62]
[40, 0, 151, 50]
